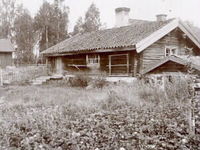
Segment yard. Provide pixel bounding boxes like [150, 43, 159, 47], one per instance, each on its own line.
[0, 77, 200, 149]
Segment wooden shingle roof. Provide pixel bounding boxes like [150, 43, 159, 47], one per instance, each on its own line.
[0, 39, 14, 52]
[42, 19, 173, 55]
[141, 56, 200, 75]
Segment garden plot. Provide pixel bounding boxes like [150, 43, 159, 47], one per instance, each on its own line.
[0, 78, 199, 149]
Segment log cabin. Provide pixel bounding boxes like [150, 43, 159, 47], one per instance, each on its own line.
[42, 7, 200, 79]
[0, 39, 14, 68]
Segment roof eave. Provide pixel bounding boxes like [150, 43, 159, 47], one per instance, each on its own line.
[136, 19, 179, 53]
[42, 46, 136, 56]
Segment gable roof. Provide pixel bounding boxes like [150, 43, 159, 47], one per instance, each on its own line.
[0, 39, 15, 52]
[141, 55, 200, 75]
[42, 19, 173, 55]
[187, 24, 200, 41]
[136, 19, 200, 52]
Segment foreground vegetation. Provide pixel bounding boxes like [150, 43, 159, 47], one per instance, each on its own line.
[0, 77, 199, 149]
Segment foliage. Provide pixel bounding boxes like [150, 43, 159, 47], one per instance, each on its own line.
[2, 65, 48, 85]
[165, 75, 194, 102]
[0, 0, 18, 39]
[34, 0, 69, 51]
[73, 3, 102, 35]
[89, 75, 108, 88]
[72, 17, 84, 35]
[83, 3, 101, 33]
[14, 10, 35, 64]
[0, 83, 199, 149]
[68, 74, 91, 87]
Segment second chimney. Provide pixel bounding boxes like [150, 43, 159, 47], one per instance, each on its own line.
[115, 7, 130, 27]
[156, 14, 167, 22]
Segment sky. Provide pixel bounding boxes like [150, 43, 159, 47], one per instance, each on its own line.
[18, 0, 200, 31]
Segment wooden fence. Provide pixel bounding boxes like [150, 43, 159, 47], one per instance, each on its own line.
[194, 84, 200, 134]
[0, 65, 48, 85]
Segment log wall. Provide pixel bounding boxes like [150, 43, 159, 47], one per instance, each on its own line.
[0, 52, 13, 68]
[47, 50, 137, 76]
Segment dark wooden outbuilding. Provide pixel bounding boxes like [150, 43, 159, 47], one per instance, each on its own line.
[0, 39, 14, 68]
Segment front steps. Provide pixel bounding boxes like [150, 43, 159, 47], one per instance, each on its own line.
[31, 76, 52, 85]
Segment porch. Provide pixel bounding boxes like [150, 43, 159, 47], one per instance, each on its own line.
[46, 50, 139, 77]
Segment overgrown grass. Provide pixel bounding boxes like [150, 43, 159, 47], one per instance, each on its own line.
[0, 78, 199, 149]
[2, 65, 48, 85]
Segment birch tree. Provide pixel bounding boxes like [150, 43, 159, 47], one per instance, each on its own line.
[83, 3, 101, 33]
[73, 17, 84, 35]
[34, 0, 69, 51]
[14, 10, 34, 64]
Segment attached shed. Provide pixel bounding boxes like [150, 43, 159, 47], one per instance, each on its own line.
[0, 39, 15, 68]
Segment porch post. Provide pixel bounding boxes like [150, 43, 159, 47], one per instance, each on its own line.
[56, 57, 63, 75]
[133, 54, 139, 76]
[109, 55, 111, 76]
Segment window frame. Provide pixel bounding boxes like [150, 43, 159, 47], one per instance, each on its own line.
[165, 46, 178, 57]
[86, 54, 100, 65]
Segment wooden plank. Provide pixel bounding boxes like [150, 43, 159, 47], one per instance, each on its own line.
[127, 53, 129, 76]
[109, 53, 129, 76]
[106, 64, 131, 67]
[109, 55, 111, 76]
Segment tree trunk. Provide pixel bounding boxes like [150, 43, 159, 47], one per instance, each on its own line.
[45, 26, 49, 49]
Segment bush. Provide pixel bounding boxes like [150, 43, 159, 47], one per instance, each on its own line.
[90, 75, 108, 89]
[137, 81, 167, 103]
[165, 75, 194, 102]
[68, 74, 91, 87]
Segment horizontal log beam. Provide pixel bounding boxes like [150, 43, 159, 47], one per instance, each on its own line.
[43, 47, 136, 57]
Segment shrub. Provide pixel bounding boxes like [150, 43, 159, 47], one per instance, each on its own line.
[165, 75, 194, 102]
[90, 75, 108, 88]
[68, 74, 91, 87]
[137, 80, 167, 103]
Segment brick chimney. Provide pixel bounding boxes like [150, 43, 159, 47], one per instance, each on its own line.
[156, 14, 167, 22]
[115, 7, 130, 27]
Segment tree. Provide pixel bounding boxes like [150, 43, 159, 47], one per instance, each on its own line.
[83, 3, 101, 33]
[34, 0, 69, 51]
[0, 0, 19, 39]
[73, 17, 84, 35]
[14, 9, 34, 63]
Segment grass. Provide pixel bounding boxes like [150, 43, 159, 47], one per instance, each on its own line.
[0, 79, 199, 149]
[2, 65, 48, 84]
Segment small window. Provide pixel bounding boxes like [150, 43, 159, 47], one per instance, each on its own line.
[86, 54, 100, 64]
[165, 46, 177, 57]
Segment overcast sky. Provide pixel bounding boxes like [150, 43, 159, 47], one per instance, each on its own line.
[18, 0, 200, 31]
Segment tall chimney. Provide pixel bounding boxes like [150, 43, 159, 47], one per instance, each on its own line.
[156, 14, 167, 22]
[115, 7, 130, 27]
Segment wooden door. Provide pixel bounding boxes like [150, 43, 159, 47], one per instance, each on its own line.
[109, 54, 129, 76]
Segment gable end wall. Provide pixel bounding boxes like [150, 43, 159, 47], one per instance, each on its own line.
[139, 28, 200, 73]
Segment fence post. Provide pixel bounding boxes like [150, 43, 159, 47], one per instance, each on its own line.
[0, 68, 3, 86]
[194, 85, 200, 135]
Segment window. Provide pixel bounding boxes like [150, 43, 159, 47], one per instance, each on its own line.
[86, 54, 100, 65]
[165, 46, 177, 57]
